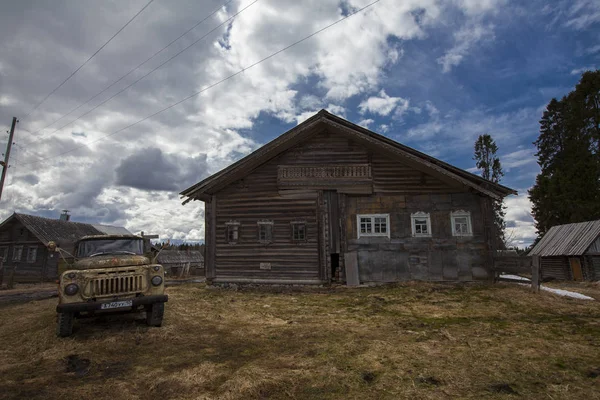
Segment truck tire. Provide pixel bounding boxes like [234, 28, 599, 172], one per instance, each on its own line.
[57, 312, 74, 337]
[146, 302, 164, 327]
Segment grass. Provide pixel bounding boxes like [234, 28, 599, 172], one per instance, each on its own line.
[0, 282, 599, 399]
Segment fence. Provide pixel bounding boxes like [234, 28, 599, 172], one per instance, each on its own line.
[492, 254, 541, 292]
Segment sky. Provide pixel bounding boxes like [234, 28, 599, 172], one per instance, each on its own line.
[0, 0, 599, 247]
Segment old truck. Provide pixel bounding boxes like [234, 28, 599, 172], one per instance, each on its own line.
[55, 234, 168, 337]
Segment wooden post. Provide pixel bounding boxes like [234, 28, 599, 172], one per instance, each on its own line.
[7, 266, 15, 289]
[531, 255, 540, 293]
[0, 260, 4, 287]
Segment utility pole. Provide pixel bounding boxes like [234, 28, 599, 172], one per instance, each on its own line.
[0, 117, 18, 202]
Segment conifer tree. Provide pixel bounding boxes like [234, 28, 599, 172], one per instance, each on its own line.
[474, 134, 506, 247]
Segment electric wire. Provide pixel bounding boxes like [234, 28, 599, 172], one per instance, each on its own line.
[24, 0, 234, 142]
[20, 0, 382, 167]
[21, 0, 256, 148]
[22, 0, 155, 120]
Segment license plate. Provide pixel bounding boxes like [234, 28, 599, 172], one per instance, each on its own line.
[100, 300, 133, 310]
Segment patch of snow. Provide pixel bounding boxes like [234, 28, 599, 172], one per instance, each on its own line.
[515, 283, 595, 301]
[540, 286, 595, 301]
[500, 274, 530, 282]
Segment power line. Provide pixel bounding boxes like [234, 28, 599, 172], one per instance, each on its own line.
[22, 0, 156, 120]
[22, 0, 255, 149]
[20, 0, 382, 167]
[25, 0, 235, 141]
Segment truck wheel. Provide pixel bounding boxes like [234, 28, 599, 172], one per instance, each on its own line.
[146, 302, 164, 327]
[57, 312, 74, 337]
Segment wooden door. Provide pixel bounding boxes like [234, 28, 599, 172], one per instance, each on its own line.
[569, 258, 583, 281]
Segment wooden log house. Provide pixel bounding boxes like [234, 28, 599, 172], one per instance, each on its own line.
[181, 110, 516, 284]
[0, 212, 131, 283]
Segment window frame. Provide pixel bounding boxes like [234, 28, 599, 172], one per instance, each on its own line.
[357, 214, 390, 239]
[12, 245, 23, 261]
[257, 220, 274, 244]
[451, 210, 473, 237]
[290, 221, 307, 242]
[225, 221, 240, 244]
[0, 246, 7, 262]
[411, 212, 432, 237]
[26, 246, 38, 263]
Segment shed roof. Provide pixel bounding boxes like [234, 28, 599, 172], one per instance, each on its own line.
[180, 110, 517, 203]
[528, 220, 600, 257]
[157, 250, 204, 264]
[91, 224, 133, 235]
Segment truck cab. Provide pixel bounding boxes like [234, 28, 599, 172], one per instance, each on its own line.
[56, 235, 168, 337]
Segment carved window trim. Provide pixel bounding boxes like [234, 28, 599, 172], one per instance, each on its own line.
[0, 246, 7, 262]
[357, 214, 390, 238]
[12, 245, 23, 261]
[451, 210, 473, 237]
[411, 212, 432, 237]
[257, 220, 274, 244]
[225, 221, 240, 244]
[290, 221, 307, 242]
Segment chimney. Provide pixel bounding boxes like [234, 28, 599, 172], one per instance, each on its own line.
[59, 210, 71, 222]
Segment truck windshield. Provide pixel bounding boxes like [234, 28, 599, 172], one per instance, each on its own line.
[77, 239, 144, 258]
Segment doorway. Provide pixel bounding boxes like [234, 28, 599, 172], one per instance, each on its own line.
[569, 258, 583, 281]
[331, 253, 340, 280]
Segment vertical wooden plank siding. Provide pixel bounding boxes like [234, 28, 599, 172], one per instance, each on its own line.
[204, 197, 217, 281]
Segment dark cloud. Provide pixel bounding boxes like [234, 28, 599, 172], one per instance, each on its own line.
[115, 147, 208, 191]
[20, 173, 39, 185]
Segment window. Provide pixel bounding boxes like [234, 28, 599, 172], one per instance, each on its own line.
[291, 221, 307, 242]
[257, 220, 274, 243]
[27, 246, 38, 263]
[0, 247, 7, 262]
[12, 245, 23, 261]
[225, 221, 240, 244]
[411, 212, 431, 237]
[357, 214, 390, 238]
[451, 210, 472, 236]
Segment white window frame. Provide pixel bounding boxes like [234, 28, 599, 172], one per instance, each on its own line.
[257, 220, 274, 243]
[451, 210, 473, 237]
[26, 246, 38, 263]
[0, 246, 7, 262]
[225, 221, 240, 244]
[357, 214, 390, 238]
[12, 245, 23, 261]
[411, 212, 432, 237]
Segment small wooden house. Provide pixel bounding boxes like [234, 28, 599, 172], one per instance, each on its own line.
[0, 213, 131, 283]
[181, 110, 516, 285]
[528, 220, 600, 281]
[157, 250, 204, 276]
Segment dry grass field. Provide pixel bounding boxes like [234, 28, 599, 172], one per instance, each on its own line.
[0, 282, 599, 400]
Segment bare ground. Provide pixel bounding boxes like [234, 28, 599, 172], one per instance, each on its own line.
[0, 282, 599, 400]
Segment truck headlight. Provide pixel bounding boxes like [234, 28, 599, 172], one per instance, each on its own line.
[151, 276, 163, 286]
[65, 283, 79, 296]
[67, 272, 76, 279]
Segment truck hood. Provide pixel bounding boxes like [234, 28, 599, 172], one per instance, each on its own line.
[73, 254, 151, 270]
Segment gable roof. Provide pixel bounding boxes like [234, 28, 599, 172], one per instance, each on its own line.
[91, 224, 133, 236]
[529, 220, 600, 257]
[181, 110, 517, 203]
[0, 213, 131, 250]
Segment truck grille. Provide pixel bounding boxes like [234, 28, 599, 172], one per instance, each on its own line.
[89, 275, 145, 297]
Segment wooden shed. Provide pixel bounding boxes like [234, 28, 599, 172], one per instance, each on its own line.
[157, 250, 204, 277]
[0, 213, 131, 283]
[528, 220, 600, 281]
[180, 110, 516, 285]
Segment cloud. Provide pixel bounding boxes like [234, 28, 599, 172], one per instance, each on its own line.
[504, 191, 537, 248]
[115, 147, 209, 191]
[571, 66, 597, 75]
[564, 0, 600, 30]
[438, 22, 495, 72]
[501, 148, 537, 171]
[358, 89, 409, 116]
[358, 118, 374, 128]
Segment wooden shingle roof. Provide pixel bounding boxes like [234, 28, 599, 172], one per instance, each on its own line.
[529, 220, 600, 257]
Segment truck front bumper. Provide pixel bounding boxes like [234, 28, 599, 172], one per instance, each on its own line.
[56, 295, 168, 313]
